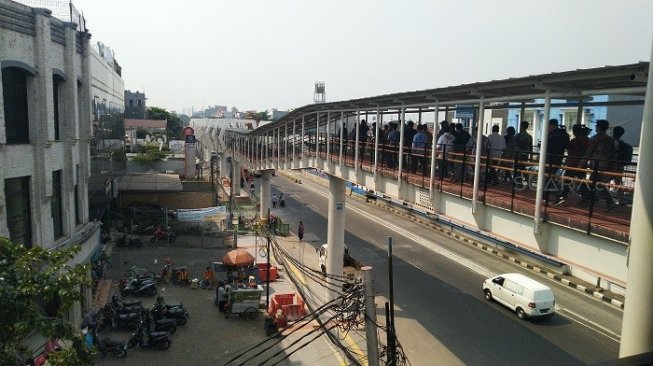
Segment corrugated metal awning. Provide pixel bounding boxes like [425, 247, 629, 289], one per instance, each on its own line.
[118, 173, 183, 192]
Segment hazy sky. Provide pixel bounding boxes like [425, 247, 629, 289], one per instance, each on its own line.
[71, 0, 653, 114]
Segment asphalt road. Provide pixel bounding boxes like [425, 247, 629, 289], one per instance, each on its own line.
[268, 172, 623, 366]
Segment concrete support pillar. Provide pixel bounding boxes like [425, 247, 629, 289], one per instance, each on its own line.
[620, 39, 653, 359]
[79, 32, 91, 223]
[259, 170, 272, 222]
[220, 154, 228, 180]
[62, 24, 78, 236]
[233, 160, 241, 194]
[33, 10, 56, 245]
[534, 92, 552, 234]
[326, 175, 346, 298]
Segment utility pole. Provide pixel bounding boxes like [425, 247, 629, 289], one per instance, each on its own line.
[265, 207, 271, 310]
[363, 266, 380, 366]
[387, 236, 397, 366]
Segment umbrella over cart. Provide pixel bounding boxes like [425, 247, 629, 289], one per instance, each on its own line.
[222, 249, 255, 267]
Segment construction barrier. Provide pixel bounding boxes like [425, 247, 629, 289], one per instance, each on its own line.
[257, 263, 279, 282]
[268, 293, 305, 320]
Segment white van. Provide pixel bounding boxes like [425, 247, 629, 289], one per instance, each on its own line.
[483, 273, 555, 319]
[318, 243, 350, 276]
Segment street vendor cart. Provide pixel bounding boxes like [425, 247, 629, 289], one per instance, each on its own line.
[225, 285, 264, 319]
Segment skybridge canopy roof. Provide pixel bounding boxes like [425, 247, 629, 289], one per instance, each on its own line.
[249, 62, 648, 134]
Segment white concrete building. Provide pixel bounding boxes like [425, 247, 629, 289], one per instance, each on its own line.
[0, 0, 97, 325]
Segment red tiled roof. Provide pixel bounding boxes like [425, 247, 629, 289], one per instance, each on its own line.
[124, 119, 167, 129]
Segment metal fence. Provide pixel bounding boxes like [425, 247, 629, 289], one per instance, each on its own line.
[14, 0, 86, 30]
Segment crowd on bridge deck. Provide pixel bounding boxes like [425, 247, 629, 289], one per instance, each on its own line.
[328, 117, 634, 213]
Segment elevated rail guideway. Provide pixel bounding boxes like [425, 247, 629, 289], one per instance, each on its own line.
[192, 57, 653, 358]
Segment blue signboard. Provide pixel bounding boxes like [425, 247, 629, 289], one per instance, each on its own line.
[455, 106, 476, 120]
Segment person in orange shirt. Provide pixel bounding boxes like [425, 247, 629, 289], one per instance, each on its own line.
[203, 266, 214, 289]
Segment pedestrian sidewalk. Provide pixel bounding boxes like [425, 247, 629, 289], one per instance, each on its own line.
[235, 233, 366, 365]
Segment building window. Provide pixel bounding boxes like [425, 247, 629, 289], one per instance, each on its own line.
[52, 170, 63, 239]
[563, 111, 579, 130]
[93, 95, 99, 121]
[137, 99, 142, 107]
[4, 176, 32, 248]
[2, 67, 30, 144]
[77, 81, 83, 138]
[129, 99, 133, 107]
[53, 76, 63, 140]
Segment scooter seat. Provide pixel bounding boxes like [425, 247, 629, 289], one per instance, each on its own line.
[168, 308, 185, 315]
[155, 318, 176, 325]
[123, 300, 142, 307]
[149, 331, 168, 338]
[119, 312, 139, 320]
[102, 339, 125, 348]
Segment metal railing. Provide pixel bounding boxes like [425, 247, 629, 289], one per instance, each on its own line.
[287, 137, 635, 240]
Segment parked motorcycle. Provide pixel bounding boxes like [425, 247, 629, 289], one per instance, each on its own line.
[106, 299, 144, 315]
[142, 309, 177, 334]
[127, 322, 171, 350]
[150, 225, 176, 243]
[104, 308, 140, 331]
[94, 329, 127, 358]
[154, 296, 186, 312]
[152, 299, 189, 325]
[112, 295, 142, 308]
[121, 277, 157, 297]
[117, 233, 143, 248]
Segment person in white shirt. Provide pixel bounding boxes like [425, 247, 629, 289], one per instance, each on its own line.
[436, 125, 456, 178]
[486, 124, 506, 184]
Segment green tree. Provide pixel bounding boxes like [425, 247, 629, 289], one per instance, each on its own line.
[133, 143, 171, 163]
[0, 238, 95, 365]
[146, 107, 183, 140]
[254, 110, 270, 123]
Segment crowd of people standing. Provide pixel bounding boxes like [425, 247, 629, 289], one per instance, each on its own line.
[337, 117, 633, 212]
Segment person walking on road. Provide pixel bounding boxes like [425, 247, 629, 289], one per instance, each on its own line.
[298, 221, 305, 241]
[272, 193, 278, 208]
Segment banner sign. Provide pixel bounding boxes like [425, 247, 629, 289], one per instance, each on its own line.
[176, 206, 226, 222]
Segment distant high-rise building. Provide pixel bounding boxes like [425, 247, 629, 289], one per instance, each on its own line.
[124, 90, 146, 119]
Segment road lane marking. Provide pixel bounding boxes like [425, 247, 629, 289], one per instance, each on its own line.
[307, 185, 494, 277]
[556, 306, 621, 342]
[297, 177, 622, 342]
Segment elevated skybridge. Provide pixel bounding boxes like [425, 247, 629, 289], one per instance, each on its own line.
[194, 62, 649, 294]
